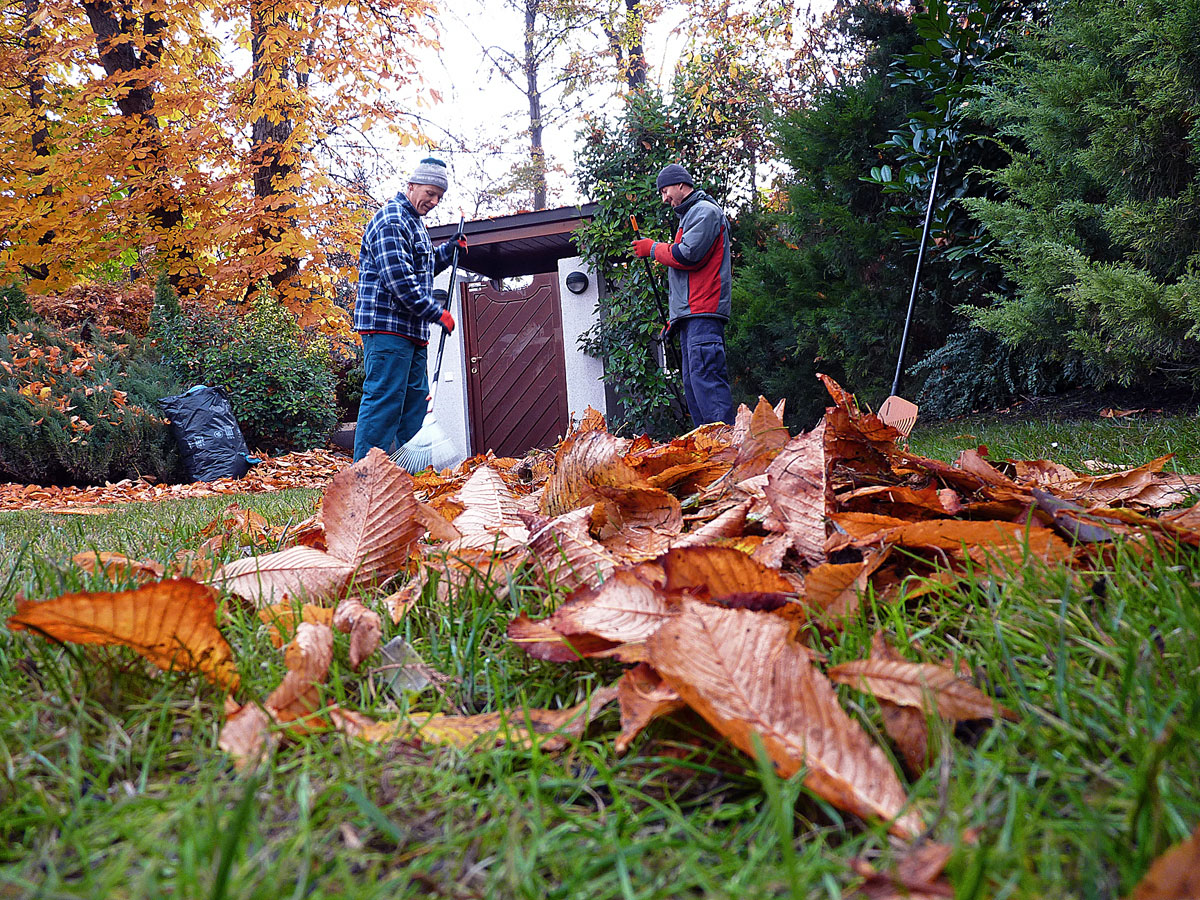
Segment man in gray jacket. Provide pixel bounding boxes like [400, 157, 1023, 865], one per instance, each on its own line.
[632, 163, 737, 426]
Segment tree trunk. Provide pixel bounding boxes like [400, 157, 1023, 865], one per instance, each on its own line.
[623, 0, 647, 90]
[249, 0, 301, 299]
[21, 0, 52, 282]
[80, 0, 201, 296]
[524, 0, 547, 210]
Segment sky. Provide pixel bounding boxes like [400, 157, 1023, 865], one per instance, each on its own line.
[378, 0, 838, 228]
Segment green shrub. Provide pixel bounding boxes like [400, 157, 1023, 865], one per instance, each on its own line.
[910, 328, 1087, 419]
[964, 0, 1200, 389]
[0, 320, 183, 485]
[151, 293, 337, 453]
[1, 282, 33, 327]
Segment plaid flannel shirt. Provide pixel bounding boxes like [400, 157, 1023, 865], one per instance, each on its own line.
[354, 194, 456, 342]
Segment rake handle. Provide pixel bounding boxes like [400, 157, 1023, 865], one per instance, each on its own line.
[427, 214, 466, 410]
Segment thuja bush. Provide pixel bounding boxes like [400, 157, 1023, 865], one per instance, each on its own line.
[0, 320, 183, 485]
[151, 292, 337, 453]
[1, 282, 33, 326]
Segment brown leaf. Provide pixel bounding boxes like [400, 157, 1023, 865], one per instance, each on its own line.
[415, 500, 462, 543]
[1129, 823, 1200, 899]
[506, 614, 620, 661]
[333, 596, 383, 670]
[870, 633, 931, 777]
[218, 622, 335, 766]
[660, 546, 794, 601]
[213, 546, 354, 607]
[763, 421, 828, 564]
[550, 567, 675, 644]
[850, 841, 955, 899]
[615, 663, 685, 754]
[321, 447, 423, 581]
[522, 508, 618, 592]
[673, 500, 751, 548]
[358, 685, 620, 751]
[71, 551, 165, 583]
[829, 658, 1017, 722]
[730, 397, 791, 481]
[540, 430, 641, 517]
[7, 579, 238, 690]
[452, 464, 527, 537]
[647, 601, 922, 838]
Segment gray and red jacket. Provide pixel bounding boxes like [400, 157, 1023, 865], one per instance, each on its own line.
[648, 188, 732, 331]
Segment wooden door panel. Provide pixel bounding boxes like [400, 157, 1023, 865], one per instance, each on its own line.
[464, 274, 569, 458]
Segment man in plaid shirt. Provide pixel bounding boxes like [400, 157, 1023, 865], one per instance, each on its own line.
[353, 157, 466, 462]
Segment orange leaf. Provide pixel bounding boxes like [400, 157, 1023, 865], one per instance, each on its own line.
[539, 430, 644, 517]
[71, 551, 165, 583]
[660, 546, 794, 601]
[321, 447, 423, 581]
[7, 579, 238, 690]
[647, 601, 922, 838]
[730, 397, 790, 481]
[258, 602, 336, 648]
[1129, 823, 1200, 899]
[506, 614, 620, 662]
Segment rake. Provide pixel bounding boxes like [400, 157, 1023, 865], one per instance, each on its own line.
[391, 215, 466, 473]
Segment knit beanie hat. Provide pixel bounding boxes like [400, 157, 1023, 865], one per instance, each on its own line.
[409, 156, 449, 192]
[656, 163, 694, 191]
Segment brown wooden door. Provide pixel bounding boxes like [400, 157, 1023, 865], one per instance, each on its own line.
[463, 273, 570, 457]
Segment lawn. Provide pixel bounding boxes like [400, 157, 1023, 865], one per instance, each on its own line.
[1, 411, 1198, 899]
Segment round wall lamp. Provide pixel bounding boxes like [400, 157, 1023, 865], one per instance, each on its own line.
[565, 271, 589, 294]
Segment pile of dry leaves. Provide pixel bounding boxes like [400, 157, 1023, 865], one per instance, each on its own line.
[7, 375, 1200, 897]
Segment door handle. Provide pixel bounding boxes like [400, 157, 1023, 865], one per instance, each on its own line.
[470, 355, 481, 374]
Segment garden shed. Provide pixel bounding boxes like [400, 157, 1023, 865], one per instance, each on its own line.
[420, 202, 610, 461]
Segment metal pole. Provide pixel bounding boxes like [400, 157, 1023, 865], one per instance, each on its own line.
[891, 147, 944, 397]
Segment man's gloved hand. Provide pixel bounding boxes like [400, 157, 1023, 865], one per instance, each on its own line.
[439, 309, 455, 333]
[632, 238, 654, 258]
[455, 230, 468, 251]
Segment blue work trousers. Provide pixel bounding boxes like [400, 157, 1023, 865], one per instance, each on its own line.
[677, 316, 736, 426]
[353, 333, 429, 461]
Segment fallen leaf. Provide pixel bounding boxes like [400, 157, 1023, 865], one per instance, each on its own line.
[1129, 823, 1200, 899]
[615, 662, 686, 754]
[763, 422, 828, 563]
[71, 551, 165, 583]
[359, 685, 620, 751]
[333, 596, 383, 670]
[828, 658, 1017, 722]
[549, 566, 674, 644]
[258, 602, 336, 648]
[647, 601, 922, 838]
[8, 579, 238, 689]
[321, 448, 423, 581]
[213, 546, 354, 607]
[660, 546, 794, 601]
[540, 430, 641, 517]
[506, 614, 620, 661]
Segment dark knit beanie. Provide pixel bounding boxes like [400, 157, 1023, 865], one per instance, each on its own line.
[409, 156, 449, 192]
[655, 163, 694, 191]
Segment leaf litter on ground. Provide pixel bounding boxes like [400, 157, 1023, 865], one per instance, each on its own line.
[7, 374, 1200, 891]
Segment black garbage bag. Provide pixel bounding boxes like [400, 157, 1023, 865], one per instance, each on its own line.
[159, 385, 259, 482]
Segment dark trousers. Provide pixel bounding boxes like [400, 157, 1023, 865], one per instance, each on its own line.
[677, 316, 736, 426]
[353, 332, 429, 461]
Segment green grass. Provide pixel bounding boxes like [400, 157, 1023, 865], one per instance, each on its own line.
[910, 411, 1200, 474]
[2, 419, 1199, 898]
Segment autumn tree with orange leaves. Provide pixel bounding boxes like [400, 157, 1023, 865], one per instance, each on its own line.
[0, 0, 437, 334]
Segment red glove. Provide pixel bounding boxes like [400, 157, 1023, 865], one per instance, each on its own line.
[438, 309, 455, 333]
[632, 238, 655, 258]
[456, 234, 468, 251]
